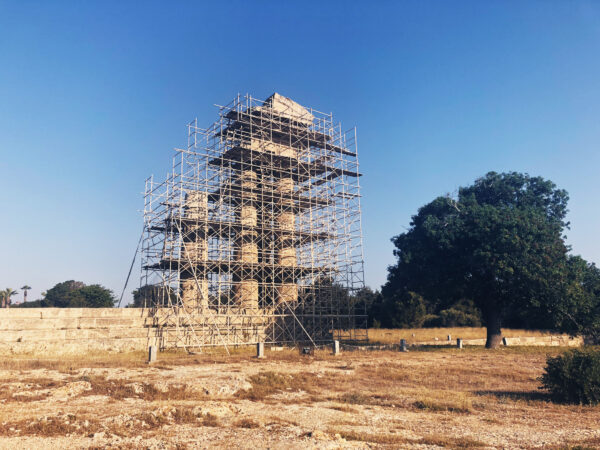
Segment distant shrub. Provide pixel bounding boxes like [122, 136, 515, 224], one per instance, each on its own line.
[421, 314, 442, 328]
[15, 299, 46, 308]
[421, 299, 482, 328]
[367, 290, 427, 328]
[438, 308, 482, 327]
[539, 348, 600, 405]
[391, 292, 428, 328]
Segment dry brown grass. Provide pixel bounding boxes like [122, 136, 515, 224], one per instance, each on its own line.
[235, 370, 317, 401]
[329, 429, 486, 447]
[0, 377, 63, 403]
[233, 347, 571, 413]
[0, 340, 598, 448]
[200, 413, 221, 427]
[327, 404, 359, 413]
[0, 389, 52, 403]
[419, 434, 487, 448]
[412, 394, 473, 413]
[0, 414, 103, 437]
[0, 406, 223, 438]
[0, 346, 337, 374]
[136, 407, 199, 428]
[80, 375, 199, 401]
[171, 408, 199, 424]
[355, 350, 558, 392]
[0, 352, 149, 372]
[0, 347, 259, 372]
[0, 328, 567, 373]
[234, 418, 260, 428]
[265, 416, 299, 427]
[137, 408, 221, 429]
[338, 391, 372, 405]
[560, 435, 600, 449]
[334, 391, 397, 408]
[328, 429, 409, 445]
[136, 411, 171, 429]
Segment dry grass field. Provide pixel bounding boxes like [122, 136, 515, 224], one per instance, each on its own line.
[0, 337, 598, 449]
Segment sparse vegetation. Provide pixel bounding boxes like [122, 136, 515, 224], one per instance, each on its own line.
[171, 408, 199, 424]
[234, 418, 260, 428]
[329, 429, 486, 447]
[0, 415, 103, 437]
[0, 344, 598, 447]
[540, 348, 600, 404]
[328, 429, 409, 445]
[412, 394, 473, 413]
[81, 376, 196, 401]
[236, 370, 315, 400]
[201, 413, 221, 427]
[338, 391, 371, 405]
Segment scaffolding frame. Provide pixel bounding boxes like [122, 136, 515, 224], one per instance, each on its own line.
[141, 93, 366, 350]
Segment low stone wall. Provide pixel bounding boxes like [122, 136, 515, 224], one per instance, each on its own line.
[413, 335, 583, 347]
[0, 308, 585, 355]
[502, 335, 581, 346]
[0, 308, 276, 355]
[0, 308, 155, 355]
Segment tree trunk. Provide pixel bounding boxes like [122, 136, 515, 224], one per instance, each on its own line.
[24, 290, 27, 304]
[485, 309, 503, 349]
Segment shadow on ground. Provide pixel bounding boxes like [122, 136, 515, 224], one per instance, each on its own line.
[475, 390, 551, 402]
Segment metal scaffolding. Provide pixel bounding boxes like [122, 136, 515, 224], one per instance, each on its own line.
[141, 93, 366, 350]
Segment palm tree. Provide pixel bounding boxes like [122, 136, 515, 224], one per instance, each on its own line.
[2, 288, 18, 308]
[20, 285, 32, 304]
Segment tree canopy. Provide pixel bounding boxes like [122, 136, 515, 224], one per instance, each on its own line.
[379, 171, 599, 347]
[1, 288, 18, 308]
[551, 256, 600, 343]
[17, 280, 115, 308]
[130, 285, 176, 307]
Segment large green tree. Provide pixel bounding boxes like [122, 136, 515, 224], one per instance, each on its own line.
[67, 285, 116, 307]
[44, 280, 86, 307]
[384, 172, 572, 348]
[16, 280, 115, 308]
[551, 256, 600, 343]
[130, 285, 176, 307]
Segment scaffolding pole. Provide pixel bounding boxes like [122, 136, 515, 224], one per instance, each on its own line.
[141, 93, 367, 349]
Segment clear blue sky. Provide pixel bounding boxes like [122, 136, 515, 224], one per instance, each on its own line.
[1, 1, 599, 304]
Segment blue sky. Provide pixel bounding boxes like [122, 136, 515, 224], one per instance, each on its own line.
[1, 1, 599, 304]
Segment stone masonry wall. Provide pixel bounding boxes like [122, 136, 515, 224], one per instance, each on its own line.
[0, 308, 156, 355]
[0, 308, 585, 355]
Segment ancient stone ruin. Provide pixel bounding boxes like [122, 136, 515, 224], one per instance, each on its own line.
[142, 93, 365, 350]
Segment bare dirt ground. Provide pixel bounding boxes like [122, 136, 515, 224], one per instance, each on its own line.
[1, 345, 599, 449]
